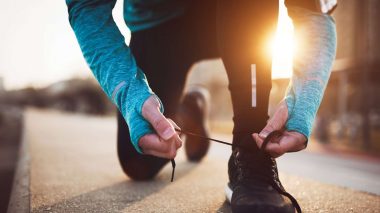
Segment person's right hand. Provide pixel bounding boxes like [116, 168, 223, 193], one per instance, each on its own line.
[138, 95, 182, 159]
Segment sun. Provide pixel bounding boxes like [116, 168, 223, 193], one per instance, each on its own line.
[271, 0, 296, 79]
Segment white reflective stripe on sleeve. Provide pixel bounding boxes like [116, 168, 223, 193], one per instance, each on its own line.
[251, 64, 257, 107]
[112, 81, 127, 102]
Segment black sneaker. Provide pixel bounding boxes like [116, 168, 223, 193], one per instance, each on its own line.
[225, 131, 301, 213]
[176, 87, 210, 162]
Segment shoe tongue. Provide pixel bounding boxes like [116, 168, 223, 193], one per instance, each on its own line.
[234, 134, 260, 152]
[233, 135, 275, 166]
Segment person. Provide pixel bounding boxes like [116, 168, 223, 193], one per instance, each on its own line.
[65, 0, 337, 212]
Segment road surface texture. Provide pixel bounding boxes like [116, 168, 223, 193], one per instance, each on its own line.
[10, 109, 380, 212]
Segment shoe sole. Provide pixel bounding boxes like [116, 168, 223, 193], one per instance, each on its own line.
[177, 90, 210, 162]
[225, 183, 295, 213]
[225, 183, 233, 203]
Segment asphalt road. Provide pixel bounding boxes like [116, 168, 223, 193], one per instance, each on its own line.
[16, 109, 380, 212]
[278, 150, 380, 196]
[209, 134, 380, 196]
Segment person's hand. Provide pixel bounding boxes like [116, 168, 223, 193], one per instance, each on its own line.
[252, 100, 307, 158]
[138, 95, 182, 159]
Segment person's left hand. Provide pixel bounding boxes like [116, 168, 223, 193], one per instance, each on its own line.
[252, 100, 307, 158]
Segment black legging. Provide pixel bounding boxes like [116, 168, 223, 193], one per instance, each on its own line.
[117, 0, 278, 180]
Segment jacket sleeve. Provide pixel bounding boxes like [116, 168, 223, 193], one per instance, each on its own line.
[285, 7, 337, 138]
[66, 0, 162, 153]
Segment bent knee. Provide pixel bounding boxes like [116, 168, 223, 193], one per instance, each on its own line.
[120, 157, 168, 181]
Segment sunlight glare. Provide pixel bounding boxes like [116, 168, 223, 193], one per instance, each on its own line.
[271, 1, 296, 79]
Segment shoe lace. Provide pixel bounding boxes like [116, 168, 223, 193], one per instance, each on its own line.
[259, 130, 302, 213]
[171, 128, 301, 213]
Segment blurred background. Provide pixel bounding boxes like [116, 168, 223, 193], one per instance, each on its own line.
[0, 0, 379, 212]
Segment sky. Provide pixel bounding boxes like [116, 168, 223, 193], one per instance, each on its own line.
[0, 0, 294, 90]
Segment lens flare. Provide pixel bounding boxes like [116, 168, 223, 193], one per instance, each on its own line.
[271, 1, 296, 79]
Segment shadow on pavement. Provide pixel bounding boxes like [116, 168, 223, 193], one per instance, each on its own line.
[33, 161, 199, 212]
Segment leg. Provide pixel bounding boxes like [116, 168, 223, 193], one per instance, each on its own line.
[175, 0, 219, 161]
[117, 15, 196, 180]
[217, 0, 279, 144]
[218, 2, 302, 212]
[118, 0, 221, 179]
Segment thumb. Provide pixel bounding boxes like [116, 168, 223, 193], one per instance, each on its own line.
[142, 96, 176, 140]
[259, 101, 288, 138]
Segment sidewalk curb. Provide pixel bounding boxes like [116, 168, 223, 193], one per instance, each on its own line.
[7, 126, 30, 213]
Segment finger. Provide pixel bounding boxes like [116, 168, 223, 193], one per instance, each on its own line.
[147, 138, 178, 159]
[264, 141, 284, 158]
[173, 133, 182, 149]
[142, 99, 176, 140]
[138, 134, 171, 154]
[167, 119, 183, 147]
[253, 132, 283, 157]
[264, 132, 306, 158]
[278, 131, 307, 152]
[252, 133, 264, 148]
[259, 119, 281, 138]
[168, 118, 181, 131]
[138, 134, 181, 159]
[152, 114, 176, 140]
[259, 102, 288, 138]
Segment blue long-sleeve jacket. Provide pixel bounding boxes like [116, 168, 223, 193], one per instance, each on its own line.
[66, 0, 336, 153]
[285, 7, 336, 138]
[65, 0, 188, 153]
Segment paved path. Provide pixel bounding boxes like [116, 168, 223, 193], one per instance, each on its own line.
[17, 109, 380, 212]
[210, 135, 380, 196]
